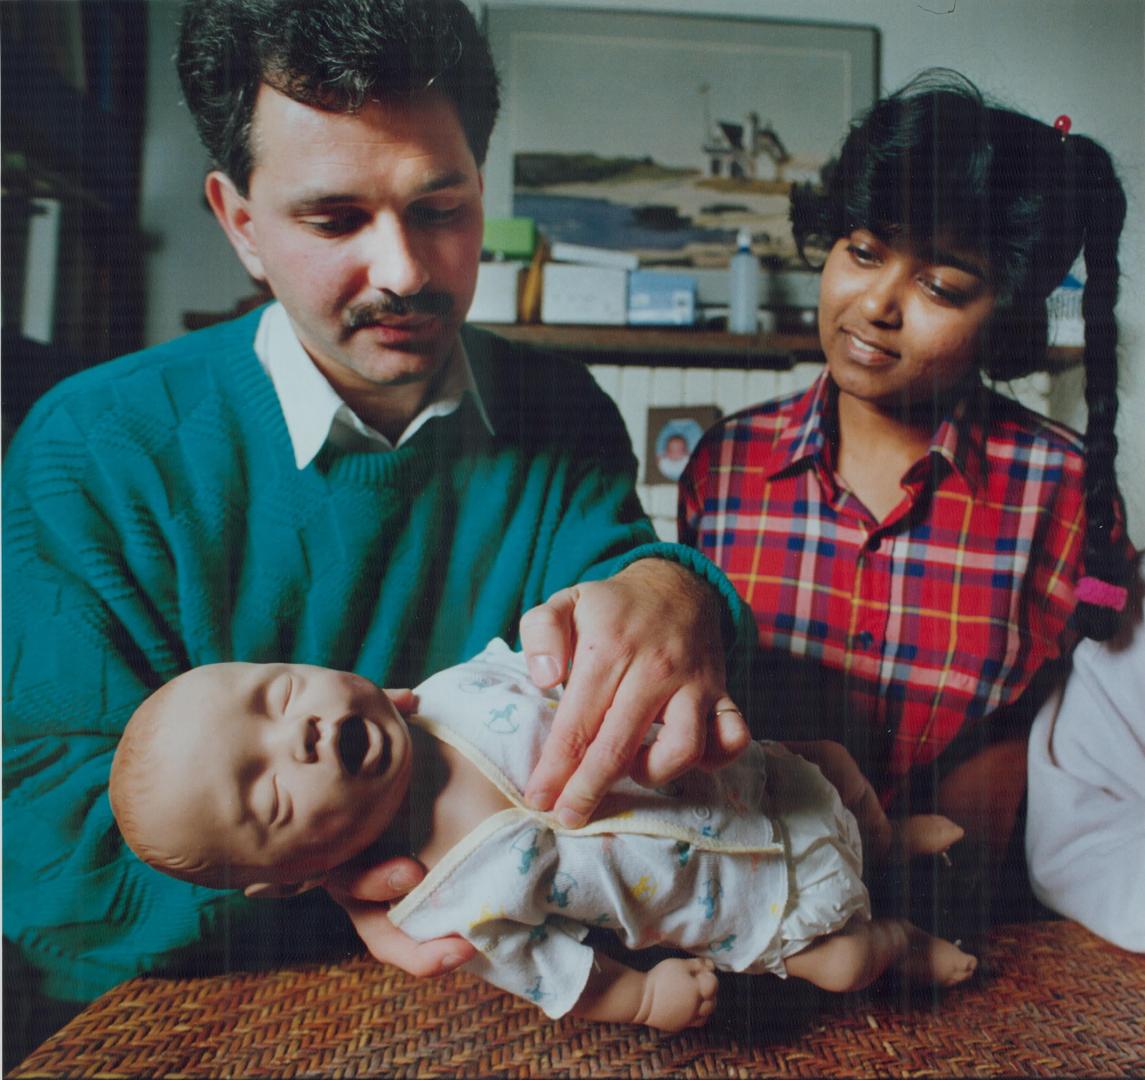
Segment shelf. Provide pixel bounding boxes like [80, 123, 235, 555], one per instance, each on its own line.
[475, 323, 1084, 372]
[1, 2, 148, 380]
[473, 324, 821, 369]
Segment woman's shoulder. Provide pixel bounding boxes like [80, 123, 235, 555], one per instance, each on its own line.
[978, 386, 1086, 465]
[698, 384, 818, 454]
[980, 386, 1084, 449]
[682, 384, 822, 496]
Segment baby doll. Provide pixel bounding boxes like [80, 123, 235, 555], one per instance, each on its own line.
[109, 640, 975, 1031]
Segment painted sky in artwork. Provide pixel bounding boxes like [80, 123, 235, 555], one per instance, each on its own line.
[504, 30, 855, 170]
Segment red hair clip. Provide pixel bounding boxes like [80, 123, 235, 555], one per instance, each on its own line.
[1053, 114, 1072, 141]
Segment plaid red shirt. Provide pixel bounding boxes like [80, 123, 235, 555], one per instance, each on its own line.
[680, 372, 1130, 792]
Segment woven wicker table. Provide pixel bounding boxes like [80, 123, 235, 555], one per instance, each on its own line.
[11, 920, 1144, 1078]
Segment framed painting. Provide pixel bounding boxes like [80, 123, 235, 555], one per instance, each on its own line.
[483, 6, 878, 277]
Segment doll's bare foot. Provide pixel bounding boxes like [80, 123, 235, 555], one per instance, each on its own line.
[785, 917, 975, 992]
[897, 924, 977, 986]
[635, 957, 720, 1032]
[894, 814, 965, 858]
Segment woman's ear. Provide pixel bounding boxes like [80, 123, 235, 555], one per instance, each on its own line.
[244, 879, 322, 900]
[204, 171, 267, 283]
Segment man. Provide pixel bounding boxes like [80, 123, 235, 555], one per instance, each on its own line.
[2, 0, 752, 1008]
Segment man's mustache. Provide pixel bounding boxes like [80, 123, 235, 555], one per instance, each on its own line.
[344, 292, 453, 329]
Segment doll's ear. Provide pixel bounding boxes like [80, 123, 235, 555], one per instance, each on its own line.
[243, 879, 322, 900]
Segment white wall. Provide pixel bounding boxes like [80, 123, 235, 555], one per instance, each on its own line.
[140, 0, 257, 342]
[139, 0, 1145, 542]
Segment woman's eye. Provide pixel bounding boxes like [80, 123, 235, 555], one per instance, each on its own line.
[846, 243, 878, 265]
[922, 278, 972, 305]
[278, 674, 293, 715]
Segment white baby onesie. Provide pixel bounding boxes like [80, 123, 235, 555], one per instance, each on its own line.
[390, 639, 869, 1019]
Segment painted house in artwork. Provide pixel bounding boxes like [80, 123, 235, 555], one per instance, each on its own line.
[703, 112, 791, 181]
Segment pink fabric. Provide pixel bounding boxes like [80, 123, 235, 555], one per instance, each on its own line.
[1075, 576, 1128, 611]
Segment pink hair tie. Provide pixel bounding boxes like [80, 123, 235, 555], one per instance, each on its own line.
[1075, 576, 1128, 611]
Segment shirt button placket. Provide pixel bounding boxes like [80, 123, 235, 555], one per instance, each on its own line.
[853, 530, 890, 657]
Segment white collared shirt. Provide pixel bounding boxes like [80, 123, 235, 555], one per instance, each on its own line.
[253, 301, 492, 469]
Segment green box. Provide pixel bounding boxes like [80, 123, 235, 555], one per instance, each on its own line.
[483, 217, 536, 259]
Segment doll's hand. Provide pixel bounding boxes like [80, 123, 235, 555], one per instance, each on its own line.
[325, 859, 476, 978]
[635, 957, 720, 1032]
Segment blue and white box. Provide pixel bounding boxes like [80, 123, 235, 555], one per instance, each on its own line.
[627, 271, 697, 326]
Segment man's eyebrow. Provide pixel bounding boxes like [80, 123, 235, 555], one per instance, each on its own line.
[288, 193, 360, 213]
[287, 171, 474, 213]
[416, 170, 472, 195]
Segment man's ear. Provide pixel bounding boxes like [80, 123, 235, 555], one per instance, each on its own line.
[204, 170, 267, 283]
[243, 879, 322, 900]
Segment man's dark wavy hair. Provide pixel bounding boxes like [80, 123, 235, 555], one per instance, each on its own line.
[791, 69, 1130, 640]
[177, 0, 501, 194]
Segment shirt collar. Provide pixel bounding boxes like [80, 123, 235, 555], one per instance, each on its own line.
[254, 302, 493, 469]
[765, 371, 834, 477]
[768, 369, 987, 494]
[922, 380, 988, 495]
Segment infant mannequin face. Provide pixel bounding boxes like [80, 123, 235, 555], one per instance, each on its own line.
[117, 662, 412, 894]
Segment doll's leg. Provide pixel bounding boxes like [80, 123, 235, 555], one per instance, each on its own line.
[783, 917, 976, 993]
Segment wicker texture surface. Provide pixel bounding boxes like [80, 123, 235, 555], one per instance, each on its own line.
[11, 920, 1145, 1078]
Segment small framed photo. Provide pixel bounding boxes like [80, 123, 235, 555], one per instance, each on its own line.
[645, 406, 721, 484]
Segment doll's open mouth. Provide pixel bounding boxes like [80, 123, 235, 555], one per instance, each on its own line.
[337, 715, 369, 775]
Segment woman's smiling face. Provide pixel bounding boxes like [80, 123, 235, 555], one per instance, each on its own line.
[817, 229, 997, 415]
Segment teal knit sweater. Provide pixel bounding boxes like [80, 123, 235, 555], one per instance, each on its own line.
[3, 309, 749, 1001]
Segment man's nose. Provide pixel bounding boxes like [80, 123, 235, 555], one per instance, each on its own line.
[364, 218, 431, 298]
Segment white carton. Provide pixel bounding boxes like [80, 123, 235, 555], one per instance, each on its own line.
[541, 263, 628, 325]
[468, 261, 523, 323]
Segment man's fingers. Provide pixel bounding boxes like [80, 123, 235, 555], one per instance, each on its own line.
[519, 588, 578, 689]
[325, 855, 424, 903]
[701, 697, 751, 770]
[326, 858, 476, 977]
[384, 688, 418, 715]
[523, 644, 627, 816]
[330, 891, 475, 977]
[629, 689, 708, 788]
[546, 662, 689, 826]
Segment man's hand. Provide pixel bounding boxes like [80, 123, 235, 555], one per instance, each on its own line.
[325, 688, 475, 977]
[519, 559, 749, 828]
[325, 860, 476, 977]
